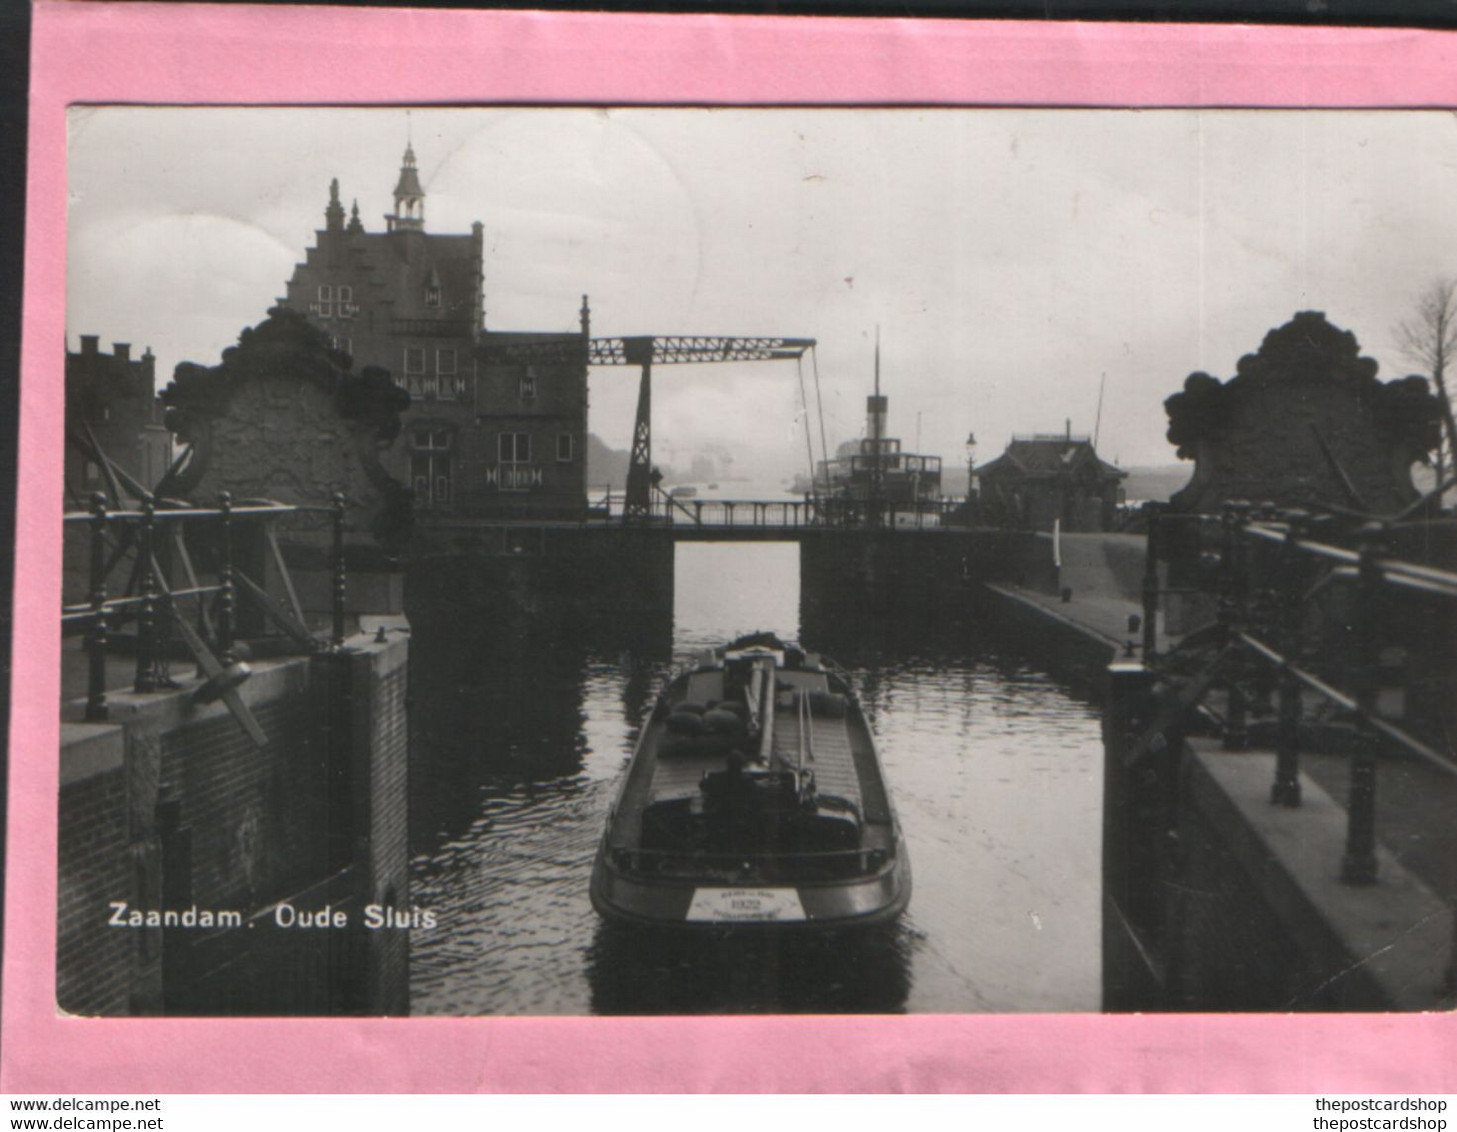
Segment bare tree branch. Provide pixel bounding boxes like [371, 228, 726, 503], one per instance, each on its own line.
[1396, 277, 1457, 501]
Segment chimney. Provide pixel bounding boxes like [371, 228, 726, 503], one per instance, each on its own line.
[114, 343, 130, 362]
[866, 393, 888, 448]
[80, 335, 99, 356]
[1065, 418, 1071, 441]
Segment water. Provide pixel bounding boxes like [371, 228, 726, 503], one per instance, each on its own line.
[407, 542, 1104, 1014]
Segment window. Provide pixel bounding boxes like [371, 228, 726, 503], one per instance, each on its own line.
[556, 433, 573, 462]
[401, 346, 427, 395]
[425, 285, 441, 308]
[498, 432, 531, 463]
[437, 348, 458, 400]
[314, 284, 333, 318]
[411, 428, 452, 508]
[329, 335, 352, 357]
[519, 372, 537, 402]
[498, 432, 533, 491]
[338, 285, 356, 319]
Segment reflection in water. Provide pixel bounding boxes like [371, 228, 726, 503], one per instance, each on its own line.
[408, 609, 671, 850]
[408, 542, 1103, 1015]
[587, 922, 915, 1015]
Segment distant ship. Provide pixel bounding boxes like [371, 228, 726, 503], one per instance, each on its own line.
[815, 340, 942, 510]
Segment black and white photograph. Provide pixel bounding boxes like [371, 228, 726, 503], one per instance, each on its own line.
[58, 105, 1456, 1018]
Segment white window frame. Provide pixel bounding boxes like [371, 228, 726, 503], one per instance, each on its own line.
[435, 348, 457, 401]
[411, 428, 452, 508]
[498, 431, 533, 491]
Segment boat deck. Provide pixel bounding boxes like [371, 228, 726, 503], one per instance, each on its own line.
[649, 665, 864, 817]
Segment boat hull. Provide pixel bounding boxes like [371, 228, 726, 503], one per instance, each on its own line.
[591, 633, 911, 931]
[590, 847, 911, 930]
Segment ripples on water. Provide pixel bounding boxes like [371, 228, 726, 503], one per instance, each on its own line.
[409, 543, 1103, 1015]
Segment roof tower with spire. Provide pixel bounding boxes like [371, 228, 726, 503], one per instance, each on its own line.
[387, 144, 425, 232]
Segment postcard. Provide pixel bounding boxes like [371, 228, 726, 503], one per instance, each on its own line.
[6, 1, 1457, 1094]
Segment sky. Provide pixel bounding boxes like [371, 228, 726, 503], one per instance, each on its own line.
[66, 106, 1457, 479]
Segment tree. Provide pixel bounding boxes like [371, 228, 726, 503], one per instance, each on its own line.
[1395, 277, 1457, 504]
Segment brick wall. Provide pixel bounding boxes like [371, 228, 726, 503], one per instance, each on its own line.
[1167, 791, 1334, 1011]
[56, 628, 412, 1016]
[354, 641, 411, 1013]
[160, 693, 323, 912]
[56, 763, 134, 1015]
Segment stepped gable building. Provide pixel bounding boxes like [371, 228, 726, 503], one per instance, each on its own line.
[282, 145, 588, 519]
[977, 425, 1126, 532]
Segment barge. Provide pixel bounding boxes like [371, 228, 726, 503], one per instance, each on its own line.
[590, 633, 911, 928]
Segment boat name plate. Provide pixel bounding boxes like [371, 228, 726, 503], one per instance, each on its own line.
[685, 887, 806, 923]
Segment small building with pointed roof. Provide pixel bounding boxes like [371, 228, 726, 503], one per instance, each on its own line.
[976, 426, 1126, 532]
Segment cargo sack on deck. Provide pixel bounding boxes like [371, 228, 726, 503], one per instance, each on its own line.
[807, 690, 848, 718]
[702, 708, 748, 737]
[667, 711, 707, 735]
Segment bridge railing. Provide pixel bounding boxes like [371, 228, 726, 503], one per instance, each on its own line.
[592, 485, 968, 530]
[63, 492, 348, 723]
[643, 488, 965, 531]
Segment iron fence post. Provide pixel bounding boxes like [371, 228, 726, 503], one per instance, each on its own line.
[133, 498, 157, 694]
[1341, 521, 1385, 885]
[1271, 509, 1308, 807]
[84, 492, 109, 722]
[1220, 500, 1251, 750]
[1141, 502, 1161, 661]
[216, 492, 236, 666]
[1248, 502, 1280, 718]
[332, 491, 347, 648]
[158, 589, 175, 686]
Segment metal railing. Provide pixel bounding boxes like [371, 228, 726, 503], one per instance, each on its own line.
[586, 485, 970, 531]
[64, 491, 349, 723]
[1135, 500, 1457, 886]
[650, 487, 964, 531]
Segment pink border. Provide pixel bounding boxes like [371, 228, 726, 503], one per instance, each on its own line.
[7, 1, 1457, 1094]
